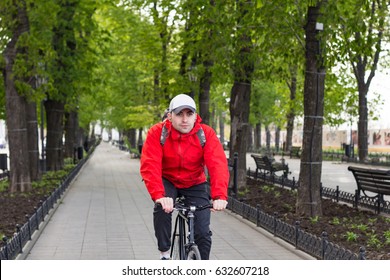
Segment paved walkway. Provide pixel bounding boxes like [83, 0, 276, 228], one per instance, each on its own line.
[22, 142, 313, 260]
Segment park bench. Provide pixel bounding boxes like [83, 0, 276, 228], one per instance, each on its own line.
[348, 166, 390, 213]
[0, 171, 9, 181]
[289, 146, 301, 159]
[251, 154, 290, 178]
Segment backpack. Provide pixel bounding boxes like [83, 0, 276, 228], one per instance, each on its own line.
[160, 123, 206, 147]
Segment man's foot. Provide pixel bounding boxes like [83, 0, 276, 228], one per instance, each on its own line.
[160, 251, 170, 260]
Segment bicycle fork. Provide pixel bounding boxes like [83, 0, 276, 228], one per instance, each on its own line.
[186, 209, 196, 246]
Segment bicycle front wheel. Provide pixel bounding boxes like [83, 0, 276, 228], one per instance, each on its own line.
[171, 214, 186, 260]
[171, 233, 184, 260]
[186, 245, 201, 260]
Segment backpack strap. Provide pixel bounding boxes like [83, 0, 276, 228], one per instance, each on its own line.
[160, 123, 169, 145]
[160, 123, 206, 147]
[196, 126, 206, 147]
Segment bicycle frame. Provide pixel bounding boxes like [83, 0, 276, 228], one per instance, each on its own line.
[170, 203, 210, 260]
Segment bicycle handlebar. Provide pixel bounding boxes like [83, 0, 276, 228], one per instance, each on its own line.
[154, 200, 213, 212]
[173, 203, 213, 212]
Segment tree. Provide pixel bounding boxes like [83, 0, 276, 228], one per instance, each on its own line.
[228, 0, 257, 191]
[41, 0, 100, 170]
[91, 1, 163, 133]
[325, 0, 390, 161]
[44, 0, 81, 171]
[284, 66, 300, 152]
[297, 2, 325, 217]
[63, 1, 99, 159]
[1, 1, 32, 192]
[130, 0, 179, 107]
[256, 1, 304, 153]
[250, 81, 282, 151]
[181, 0, 218, 125]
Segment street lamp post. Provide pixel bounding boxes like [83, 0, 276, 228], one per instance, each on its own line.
[40, 100, 46, 172]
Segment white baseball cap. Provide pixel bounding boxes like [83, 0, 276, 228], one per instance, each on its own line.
[169, 94, 196, 114]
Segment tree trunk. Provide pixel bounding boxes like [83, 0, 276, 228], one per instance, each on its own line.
[230, 81, 251, 191]
[255, 122, 261, 150]
[151, 3, 170, 102]
[297, 4, 325, 217]
[124, 129, 136, 149]
[275, 126, 280, 152]
[44, 99, 65, 171]
[351, 0, 384, 162]
[3, 3, 32, 192]
[357, 83, 369, 162]
[354, 41, 379, 162]
[90, 122, 96, 140]
[137, 128, 143, 146]
[247, 125, 253, 152]
[26, 101, 40, 181]
[199, 59, 213, 125]
[219, 111, 225, 146]
[64, 112, 72, 158]
[285, 67, 297, 152]
[265, 125, 270, 152]
[64, 111, 78, 159]
[130, 128, 137, 149]
[211, 106, 216, 131]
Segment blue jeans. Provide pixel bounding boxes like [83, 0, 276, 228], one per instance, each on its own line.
[153, 179, 212, 260]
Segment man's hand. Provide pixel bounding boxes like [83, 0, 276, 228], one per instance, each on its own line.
[155, 197, 174, 213]
[212, 199, 228, 211]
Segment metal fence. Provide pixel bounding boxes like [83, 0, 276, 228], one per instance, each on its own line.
[0, 140, 99, 260]
[227, 196, 365, 260]
[227, 168, 390, 259]
[221, 158, 369, 260]
[246, 169, 390, 214]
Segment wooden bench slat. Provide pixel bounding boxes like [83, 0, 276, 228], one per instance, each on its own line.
[348, 166, 390, 213]
[358, 185, 390, 195]
[354, 180, 390, 194]
[349, 167, 390, 174]
[354, 174, 390, 181]
[353, 171, 390, 177]
[354, 176, 390, 183]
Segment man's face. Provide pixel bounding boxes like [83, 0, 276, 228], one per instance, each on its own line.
[169, 108, 196, 134]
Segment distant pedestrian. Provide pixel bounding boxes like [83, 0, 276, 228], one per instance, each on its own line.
[373, 131, 382, 145]
[385, 132, 390, 145]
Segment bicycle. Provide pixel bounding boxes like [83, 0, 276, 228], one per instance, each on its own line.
[170, 198, 212, 260]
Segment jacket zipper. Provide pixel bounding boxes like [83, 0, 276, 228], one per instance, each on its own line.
[177, 134, 182, 179]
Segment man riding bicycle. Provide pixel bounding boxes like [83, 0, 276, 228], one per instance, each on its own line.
[140, 94, 229, 260]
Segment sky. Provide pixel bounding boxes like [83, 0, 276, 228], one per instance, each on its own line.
[366, 70, 390, 129]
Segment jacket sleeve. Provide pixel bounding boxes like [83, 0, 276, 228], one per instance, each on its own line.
[202, 125, 229, 200]
[139, 124, 165, 201]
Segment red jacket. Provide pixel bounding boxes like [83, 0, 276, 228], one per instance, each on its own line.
[140, 116, 229, 201]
